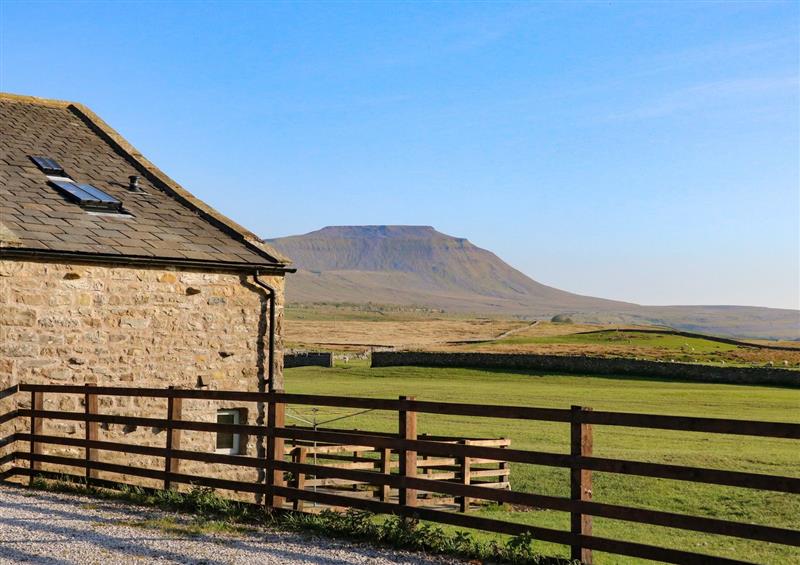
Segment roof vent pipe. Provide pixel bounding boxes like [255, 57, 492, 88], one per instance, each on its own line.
[128, 175, 142, 192]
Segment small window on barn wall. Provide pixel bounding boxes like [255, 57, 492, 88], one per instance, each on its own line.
[216, 409, 242, 455]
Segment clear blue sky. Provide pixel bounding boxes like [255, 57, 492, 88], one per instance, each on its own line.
[2, 1, 798, 309]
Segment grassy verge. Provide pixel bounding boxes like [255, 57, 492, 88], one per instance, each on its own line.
[485, 330, 737, 352]
[459, 329, 800, 367]
[25, 476, 570, 564]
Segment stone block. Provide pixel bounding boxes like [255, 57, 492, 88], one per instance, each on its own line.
[120, 317, 150, 329]
[0, 305, 36, 326]
[17, 294, 46, 306]
[38, 314, 80, 328]
[1, 341, 38, 357]
[158, 273, 177, 283]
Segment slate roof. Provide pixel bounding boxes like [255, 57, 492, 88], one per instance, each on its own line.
[0, 93, 290, 271]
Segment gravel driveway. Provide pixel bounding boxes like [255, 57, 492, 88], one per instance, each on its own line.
[0, 484, 455, 564]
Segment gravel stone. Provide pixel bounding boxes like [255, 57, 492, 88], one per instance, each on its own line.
[0, 484, 457, 564]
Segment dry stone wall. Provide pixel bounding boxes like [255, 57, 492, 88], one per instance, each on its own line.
[0, 258, 285, 495]
[371, 351, 800, 387]
[285, 352, 333, 368]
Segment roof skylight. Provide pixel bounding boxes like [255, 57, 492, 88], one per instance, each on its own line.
[50, 180, 123, 212]
[29, 155, 66, 176]
[29, 154, 126, 214]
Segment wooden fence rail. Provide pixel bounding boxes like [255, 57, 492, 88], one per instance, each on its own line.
[0, 383, 798, 565]
[283, 435, 510, 509]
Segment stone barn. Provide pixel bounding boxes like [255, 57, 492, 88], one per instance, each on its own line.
[0, 93, 293, 490]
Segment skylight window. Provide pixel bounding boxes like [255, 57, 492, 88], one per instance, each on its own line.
[50, 180, 123, 213]
[29, 154, 126, 214]
[29, 155, 66, 176]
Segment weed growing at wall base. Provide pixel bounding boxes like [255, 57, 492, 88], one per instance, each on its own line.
[280, 509, 566, 565]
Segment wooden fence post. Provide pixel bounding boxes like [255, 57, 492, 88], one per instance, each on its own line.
[266, 390, 286, 510]
[292, 446, 307, 511]
[377, 447, 391, 501]
[28, 390, 43, 485]
[570, 405, 593, 564]
[499, 437, 509, 503]
[164, 387, 182, 490]
[398, 395, 417, 508]
[459, 439, 472, 512]
[84, 384, 98, 481]
[352, 447, 359, 491]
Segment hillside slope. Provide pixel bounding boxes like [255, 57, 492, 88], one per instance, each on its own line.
[267, 226, 799, 340]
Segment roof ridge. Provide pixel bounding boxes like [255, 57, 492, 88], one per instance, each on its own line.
[0, 92, 73, 108]
[1, 91, 291, 266]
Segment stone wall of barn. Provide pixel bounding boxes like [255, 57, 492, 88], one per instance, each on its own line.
[0, 258, 285, 497]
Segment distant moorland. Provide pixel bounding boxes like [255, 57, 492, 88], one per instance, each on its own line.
[267, 226, 799, 341]
[284, 311, 800, 368]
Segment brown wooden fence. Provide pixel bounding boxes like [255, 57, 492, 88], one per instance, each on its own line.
[284, 433, 510, 511]
[0, 383, 799, 565]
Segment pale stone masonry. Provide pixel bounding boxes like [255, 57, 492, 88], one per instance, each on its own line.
[0, 260, 285, 487]
[0, 93, 293, 492]
[0, 262, 283, 391]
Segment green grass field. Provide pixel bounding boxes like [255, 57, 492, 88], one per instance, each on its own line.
[488, 330, 738, 353]
[284, 363, 800, 564]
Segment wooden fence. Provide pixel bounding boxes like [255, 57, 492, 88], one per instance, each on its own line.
[0, 383, 799, 565]
[284, 432, 510, 511]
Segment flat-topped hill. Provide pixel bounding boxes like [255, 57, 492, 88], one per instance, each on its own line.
[267, 226, 799, 340]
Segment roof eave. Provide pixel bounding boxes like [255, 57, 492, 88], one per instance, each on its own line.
[0, 247, 296, 275]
